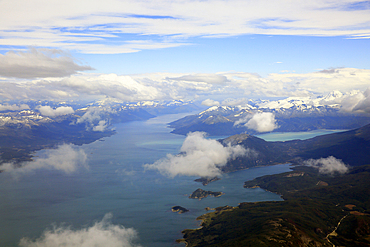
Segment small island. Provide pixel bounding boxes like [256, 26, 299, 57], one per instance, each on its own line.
[171, 206, 189, 214]
[194, 176, 221, 186]
[189, 188, 224, 200]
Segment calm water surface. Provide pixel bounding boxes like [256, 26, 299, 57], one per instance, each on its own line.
[0, 113, 335, 246]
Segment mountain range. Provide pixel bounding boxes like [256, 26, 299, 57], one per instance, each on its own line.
[169, 91, 370, 136]
[179, 121, 370, 247]
[0, 99, 200, 165]
[221, 122, 370, 172]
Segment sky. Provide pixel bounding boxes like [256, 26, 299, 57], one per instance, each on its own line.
[0, 0, 370, 104]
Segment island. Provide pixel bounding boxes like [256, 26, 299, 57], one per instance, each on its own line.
[178, 165, 370, 246]
[189, 188, 224, 200]
[171, 206, 189, 214]
[194, 176, 221, 186]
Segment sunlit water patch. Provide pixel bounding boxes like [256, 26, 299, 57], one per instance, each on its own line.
[256, 129, 347, 141]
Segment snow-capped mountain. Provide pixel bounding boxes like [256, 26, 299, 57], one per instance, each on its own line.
[169, 91, 370, 136]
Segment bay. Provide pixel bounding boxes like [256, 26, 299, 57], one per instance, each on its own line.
[1, 113, 327, 247]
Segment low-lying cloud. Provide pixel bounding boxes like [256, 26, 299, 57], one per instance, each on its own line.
[0, 103, 29, 111]
[339, 88, 370, 114]
[1, 68, 370, 104]
[235, 112, 278, 132]
[37, 105, 75, 117]
[76, 107, 114, 131]
[168, 74, 229, 85]
[0, 48, 93, 79]
[0, 144, 87, 174]
[19, 213, 141, 247]
[144, 132, 248, 178]
[303, 156, 349, 175]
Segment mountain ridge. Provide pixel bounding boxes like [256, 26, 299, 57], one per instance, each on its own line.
[222, 123, 370, 172]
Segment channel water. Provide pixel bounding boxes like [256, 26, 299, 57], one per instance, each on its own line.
[0, 113, 341, 246]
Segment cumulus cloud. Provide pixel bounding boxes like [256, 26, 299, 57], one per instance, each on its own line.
[235, 112, 278, 132]
[19, 213, 141, 247]
[0, 144, 87, 174]
[201, 99, 220, 106]
[303, 156, 349, 175]
[144, 132, 248, 178]
[0, 103, 29, 111]
[37, 105, 74, 117]
[0, 48, 93, 79]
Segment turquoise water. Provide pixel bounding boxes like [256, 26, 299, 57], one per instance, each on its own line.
[256, 129, 346, 142]
[0, 113, 333, 247]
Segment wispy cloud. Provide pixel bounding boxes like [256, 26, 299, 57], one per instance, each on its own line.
[0, 1, 369, 54]
[19, 213, 141, 247]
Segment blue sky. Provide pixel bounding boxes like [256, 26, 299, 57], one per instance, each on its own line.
[0, 0, 370, 104]
[77, 35, 370, 76]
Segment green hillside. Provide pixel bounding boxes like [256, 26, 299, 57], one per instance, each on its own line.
[179, 165, 370, 246]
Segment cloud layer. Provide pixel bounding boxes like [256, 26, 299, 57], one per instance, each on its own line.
[19, 213, 141, 247]
[0, 48, 93, 78]
[0, 144, 87, 174]
[144, 132, 248, 177]
[303, 156, 349, 175]
[1, 68, 370, 104]
[0, 103, 29, 111]
[0, 1, 369, 53]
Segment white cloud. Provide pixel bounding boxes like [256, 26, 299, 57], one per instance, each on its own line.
[37, 105, 74, 117]
[19, 213, 141, 247]
[236, 112, 278, 132]
[0, 1, 369, 53]
[0, 144, 87, 174]
[0, 48, 93, 78]
[144, 132, 248, 178]
[343, 88, 370, 113]
[93, 120, 109, 132]
[303, 156, 349, 175]
[76, 106, 114, 131]
[1, 68, 370, 104]
[201, 99, 220, 106]
[169, 74, 229, 85]
[222, 98, 251, 107]
[0, 103, 29, 111]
